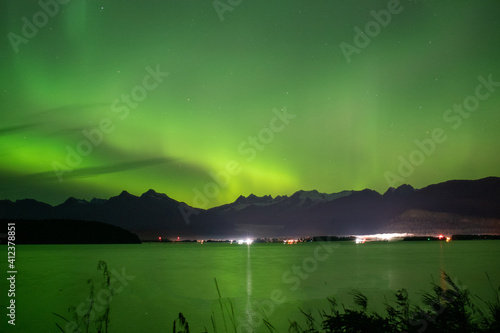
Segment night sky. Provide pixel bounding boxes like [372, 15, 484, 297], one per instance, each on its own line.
[1, 0, 499, 208]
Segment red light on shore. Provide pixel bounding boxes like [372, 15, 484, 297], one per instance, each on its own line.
[438, 234, 444, 240]
[177, 236, 180, 241]
[158, 236, 162, 241]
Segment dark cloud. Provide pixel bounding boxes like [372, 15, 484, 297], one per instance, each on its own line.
[0, 102, 110, 139]
[0, 123, 40, 136]
[34, 103, 109, 117]
[30, 157, 176, 182]
[0, 154, 213, 205]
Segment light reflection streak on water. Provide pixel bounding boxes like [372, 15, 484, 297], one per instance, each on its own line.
[244, 244, 255, 327]
[439, 242, 446, 289]
[384, 243, 394, 291]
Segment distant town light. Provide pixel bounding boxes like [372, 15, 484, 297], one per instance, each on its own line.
[355, 237, 366, 244]
[354, 233, 409, 243]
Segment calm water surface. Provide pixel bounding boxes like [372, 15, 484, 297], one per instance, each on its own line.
[2, 240, 500, 332]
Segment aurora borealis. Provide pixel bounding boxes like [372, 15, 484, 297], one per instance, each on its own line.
[1, 0, 499, 208]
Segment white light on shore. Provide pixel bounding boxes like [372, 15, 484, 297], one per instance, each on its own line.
[355, 238, 366, 244]
[354, 233, 410, 243]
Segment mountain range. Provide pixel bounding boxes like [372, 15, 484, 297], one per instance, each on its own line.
[1, 177, 499, 240]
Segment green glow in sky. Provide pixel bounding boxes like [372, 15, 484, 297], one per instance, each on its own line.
[1, 0, 499, 207]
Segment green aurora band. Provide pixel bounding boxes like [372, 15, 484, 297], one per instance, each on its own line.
[1, 0, 499, 207]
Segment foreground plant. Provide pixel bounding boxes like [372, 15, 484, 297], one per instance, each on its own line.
[54, 260, 113, 333]
[54, 267, 500, 332]
[290, 272, 500, 333]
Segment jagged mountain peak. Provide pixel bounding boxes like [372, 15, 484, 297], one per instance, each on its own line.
[383, 187, 396, 196]
[142, 189, 159, 197]
[90, 198, 106, 205]
[141, 189, 170, 200]
[2, 177, 499, 239]
[290, 189, 354, 202]
[235, 193, 273, 204]
[291, 189, 324, 200]
[395, 184, 415, 194]
[234, 195, 246, 202]
[109, 190, 138, 201]
[383, 184, 415, 196]
[61, 197, 89, 205]
[16, 198, 45, 204]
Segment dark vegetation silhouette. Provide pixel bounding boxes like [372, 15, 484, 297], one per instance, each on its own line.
[54, 263, 500, 332]
[54, 260, 113, 333]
